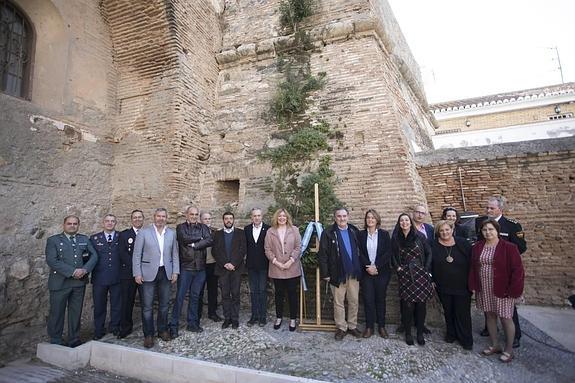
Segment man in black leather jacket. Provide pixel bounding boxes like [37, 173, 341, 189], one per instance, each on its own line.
[169, 206, 213, 336]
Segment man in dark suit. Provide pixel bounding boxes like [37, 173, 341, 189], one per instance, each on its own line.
[133, 208, 179, 348]
[117, 209, 144, 338]
[45, 215, 97, 347]
[199, 211, 220, 322]
[244, 207, 270, 327]
[212, 211, 246, 329]
[413, 204, 434, 245]
[90, 214, 122, 340]
[476, 196, 527, 348]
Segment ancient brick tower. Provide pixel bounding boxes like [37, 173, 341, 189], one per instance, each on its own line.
[0, 0, 434, 357]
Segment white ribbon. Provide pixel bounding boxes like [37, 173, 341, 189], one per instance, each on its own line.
[299, 221, 324, 291]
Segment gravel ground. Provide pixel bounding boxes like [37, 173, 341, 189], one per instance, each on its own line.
[103, 308, 575, 382]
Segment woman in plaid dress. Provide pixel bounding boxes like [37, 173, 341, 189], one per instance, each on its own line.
[469, 219, 524, 363]
[392, 213, 433, 346]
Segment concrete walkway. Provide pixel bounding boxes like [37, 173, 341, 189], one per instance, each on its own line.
[518, 305, 575, 352]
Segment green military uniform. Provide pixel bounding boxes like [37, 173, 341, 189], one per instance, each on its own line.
[45, 232, 97, 345]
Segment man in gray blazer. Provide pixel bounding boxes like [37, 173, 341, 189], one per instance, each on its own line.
[133, 208, 179, 348]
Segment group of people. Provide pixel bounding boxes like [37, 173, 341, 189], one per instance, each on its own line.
[45, 196, 525, 362]
[317, 197, 525, 364]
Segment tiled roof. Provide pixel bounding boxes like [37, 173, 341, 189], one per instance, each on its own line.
[430, 82, 575, 113]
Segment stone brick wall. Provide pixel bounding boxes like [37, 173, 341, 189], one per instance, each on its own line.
[416, 137, 575, 306]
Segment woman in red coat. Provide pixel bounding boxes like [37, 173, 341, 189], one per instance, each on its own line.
[469, 218, 524, 363]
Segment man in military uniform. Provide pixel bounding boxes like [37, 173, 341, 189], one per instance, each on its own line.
[90, 214, 122, 340]
[117, 209, 144, 338]
[476, 196, 527, 348]
[45, 215, 97, 347]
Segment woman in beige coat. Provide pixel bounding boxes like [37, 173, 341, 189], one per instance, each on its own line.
[264, 208, 302, 331]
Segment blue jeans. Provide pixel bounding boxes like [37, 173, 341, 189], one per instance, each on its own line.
[170, 269, 206, 330]
[141, 267, 171, 337]
[248, 269, 268, 321]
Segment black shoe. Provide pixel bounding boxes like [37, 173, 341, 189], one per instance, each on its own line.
[289, 320, 297, 332]
[68, 340, 82, 348]
[209, 314, 223, 322]
[231, 320, 239, 329]
[444, 335, 456, 343]
[480, 328, 489, 337]
[170, 329, 179, 339]
[335, 329, 346, 341]
[512, 338, 520, 349]
[258, 319, 267, 327]
[405, 334, 414, 346]
[273, 319, 283, 330]
[417, 334, 425, 346]
[396, 324, 405, 333]
[187, 325, 203, 333]
[222, 319, 232, 329]
[112, 329, 120, 337]
[118, 331, 131, 339]
[462, 344, 473, 351]
[93, 334, 104, 341]
[422, 326, 431, 335]
[247, 318, 258, 327]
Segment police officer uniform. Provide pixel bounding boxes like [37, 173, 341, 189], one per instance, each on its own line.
[476, 214, 526, 346]
[118, 227, 140, 337]
[45, 232, 97, 346]
[90, 231, 122, 338]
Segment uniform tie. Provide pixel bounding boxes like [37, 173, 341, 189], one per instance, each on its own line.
[70, 235, 76, 246]
[107, 234, 112, 243]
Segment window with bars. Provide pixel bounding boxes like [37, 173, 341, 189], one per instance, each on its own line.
[0, 0, 33, 99]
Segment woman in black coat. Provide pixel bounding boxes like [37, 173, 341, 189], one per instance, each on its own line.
[392, 213, 433, 346]
[441, 207, 475, 243]
[358, 209, 392, 338]
[432, 219, 473, 350]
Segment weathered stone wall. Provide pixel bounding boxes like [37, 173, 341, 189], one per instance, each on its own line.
[205, 0, 434, 228]
[416, 137, 575, 306]
[0, 0, 116, 361]
[102, 0, 222, 222]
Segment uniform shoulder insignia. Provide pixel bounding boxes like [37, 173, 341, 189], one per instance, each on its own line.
[516, 231, 525, 238]
[506, 217, 519, 224]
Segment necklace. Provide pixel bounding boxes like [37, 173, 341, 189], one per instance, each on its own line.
[444, 245, 454, 263]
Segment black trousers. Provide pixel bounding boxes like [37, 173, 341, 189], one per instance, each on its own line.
[93, 283, 122, 337]
[219, 270, 241, 321]
[273, 277, 299, 320]
[361, 271, 391, 329]
[198, 262, 219, 318]
[438, 292, 473, 348]
[119, 278, 140, 336]
[513, 305, 521, 339]
[401, 300, 426, 336]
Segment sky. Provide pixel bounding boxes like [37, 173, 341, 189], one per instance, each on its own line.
[387, 0, 575, 103]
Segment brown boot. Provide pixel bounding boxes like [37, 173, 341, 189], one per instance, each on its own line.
[144, 336, 154, 348]
[159, 331, 171, 342]
[347, 328, 362, 338]
[334, 329, 346, 341]
[362, 328, 373, 338]
[378, 327, 389, 338]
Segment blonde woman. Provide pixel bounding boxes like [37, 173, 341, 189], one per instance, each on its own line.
[264, 208, 302, 332]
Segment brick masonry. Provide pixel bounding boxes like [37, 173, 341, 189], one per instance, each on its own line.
[416, 137, 575, 306]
